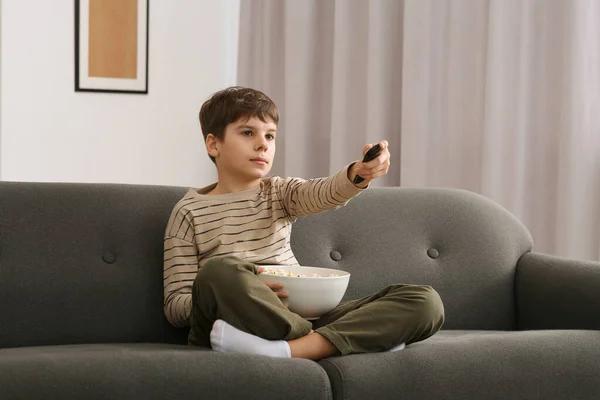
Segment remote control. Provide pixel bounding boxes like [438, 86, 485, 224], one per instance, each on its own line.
[352, 144, 382, 184]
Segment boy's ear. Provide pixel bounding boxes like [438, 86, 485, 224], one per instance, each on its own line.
[206, 134, 220, 158]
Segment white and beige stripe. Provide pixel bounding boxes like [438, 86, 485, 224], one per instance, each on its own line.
[163, 165, 362, 327]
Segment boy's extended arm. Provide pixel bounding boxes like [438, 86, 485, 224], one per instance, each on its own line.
[163, 233, 199, 328]
[276, 164, 364, 220]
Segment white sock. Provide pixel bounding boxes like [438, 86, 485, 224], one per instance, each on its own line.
[210, 319, 291, 358]
[389, 342, 406, 352]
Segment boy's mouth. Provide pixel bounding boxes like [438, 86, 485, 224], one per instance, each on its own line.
[250, 157, 268, 165]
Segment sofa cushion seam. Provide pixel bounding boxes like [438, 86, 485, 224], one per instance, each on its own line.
[320, 359, 344, 400]
[313, 361, 334, 400]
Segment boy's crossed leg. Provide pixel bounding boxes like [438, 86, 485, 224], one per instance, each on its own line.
[211, 319, 406, 359]
[190, 257, 443, 360]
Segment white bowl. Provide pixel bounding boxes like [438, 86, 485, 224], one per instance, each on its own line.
[257, 265, 351, 320]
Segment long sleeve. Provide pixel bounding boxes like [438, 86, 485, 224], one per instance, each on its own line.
[163, 234, 199, 327]
[276, 164, 364, 220]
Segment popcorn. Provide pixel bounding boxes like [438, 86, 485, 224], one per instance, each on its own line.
[261, 267, 339, 278]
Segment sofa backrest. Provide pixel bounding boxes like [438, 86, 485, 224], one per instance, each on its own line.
[291, 187, 533, 330]
[0, 183, 533, 348]
[0, 182, 189, 348]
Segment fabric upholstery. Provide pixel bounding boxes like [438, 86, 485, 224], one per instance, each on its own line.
[0, 182, 189, 348]
[0, 184, 533, 349]
[0, 343, 332, 400]
[319, 330, 600, 400]
[516, 252, 600, 330]
[2, 181, 598, 400]
[292, 188, 533, 330]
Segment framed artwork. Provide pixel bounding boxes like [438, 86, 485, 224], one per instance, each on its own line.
[75, 0, 149, 94]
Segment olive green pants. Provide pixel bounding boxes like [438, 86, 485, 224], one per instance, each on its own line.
[188, 256, 445, 355]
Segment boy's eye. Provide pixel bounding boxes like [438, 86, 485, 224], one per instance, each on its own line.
[266, 134, 276, 140]
[242, 130, 253, 136]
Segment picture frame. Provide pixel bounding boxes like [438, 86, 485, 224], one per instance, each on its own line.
[74, 0, 149, 94]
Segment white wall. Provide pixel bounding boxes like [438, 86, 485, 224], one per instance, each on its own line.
[0, 0, 240, 187]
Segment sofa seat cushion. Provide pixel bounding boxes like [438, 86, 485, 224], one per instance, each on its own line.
[0, 343, 332, 400]
[318, 330, 600, 400]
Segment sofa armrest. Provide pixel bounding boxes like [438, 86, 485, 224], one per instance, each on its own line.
[516, 252, 600, 330]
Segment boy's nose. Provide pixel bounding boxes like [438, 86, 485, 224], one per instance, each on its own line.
[256, 138, 268, 151]
[257, 144, 268, 152]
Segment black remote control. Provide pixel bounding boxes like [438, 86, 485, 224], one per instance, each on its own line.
[352, 144, 382, 184]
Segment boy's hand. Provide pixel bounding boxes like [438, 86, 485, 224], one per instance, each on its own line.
[349, 140, 391, 188]
[257, 266, 289, 301]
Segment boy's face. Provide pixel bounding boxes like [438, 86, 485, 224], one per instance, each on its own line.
[209, 116, 277, 181]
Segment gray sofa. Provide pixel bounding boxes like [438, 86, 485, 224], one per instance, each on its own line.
[1, 181, 599, 400]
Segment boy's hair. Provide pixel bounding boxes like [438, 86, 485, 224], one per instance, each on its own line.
[199, 86, 280, 164]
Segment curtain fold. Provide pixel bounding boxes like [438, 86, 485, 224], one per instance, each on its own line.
[238, 0, 404, 186]
[237, 0, 600, 261]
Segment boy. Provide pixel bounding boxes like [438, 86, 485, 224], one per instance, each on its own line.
[164, 86, 444, 360]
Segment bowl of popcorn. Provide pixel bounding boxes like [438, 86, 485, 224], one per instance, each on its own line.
[257, 265, 350, 320]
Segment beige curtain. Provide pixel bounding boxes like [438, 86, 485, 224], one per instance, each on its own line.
[237, 0, 404, 187]
[238, 0, 600, 262]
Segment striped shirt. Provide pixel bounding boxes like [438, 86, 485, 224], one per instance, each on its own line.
[163, 165, 363, 327]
